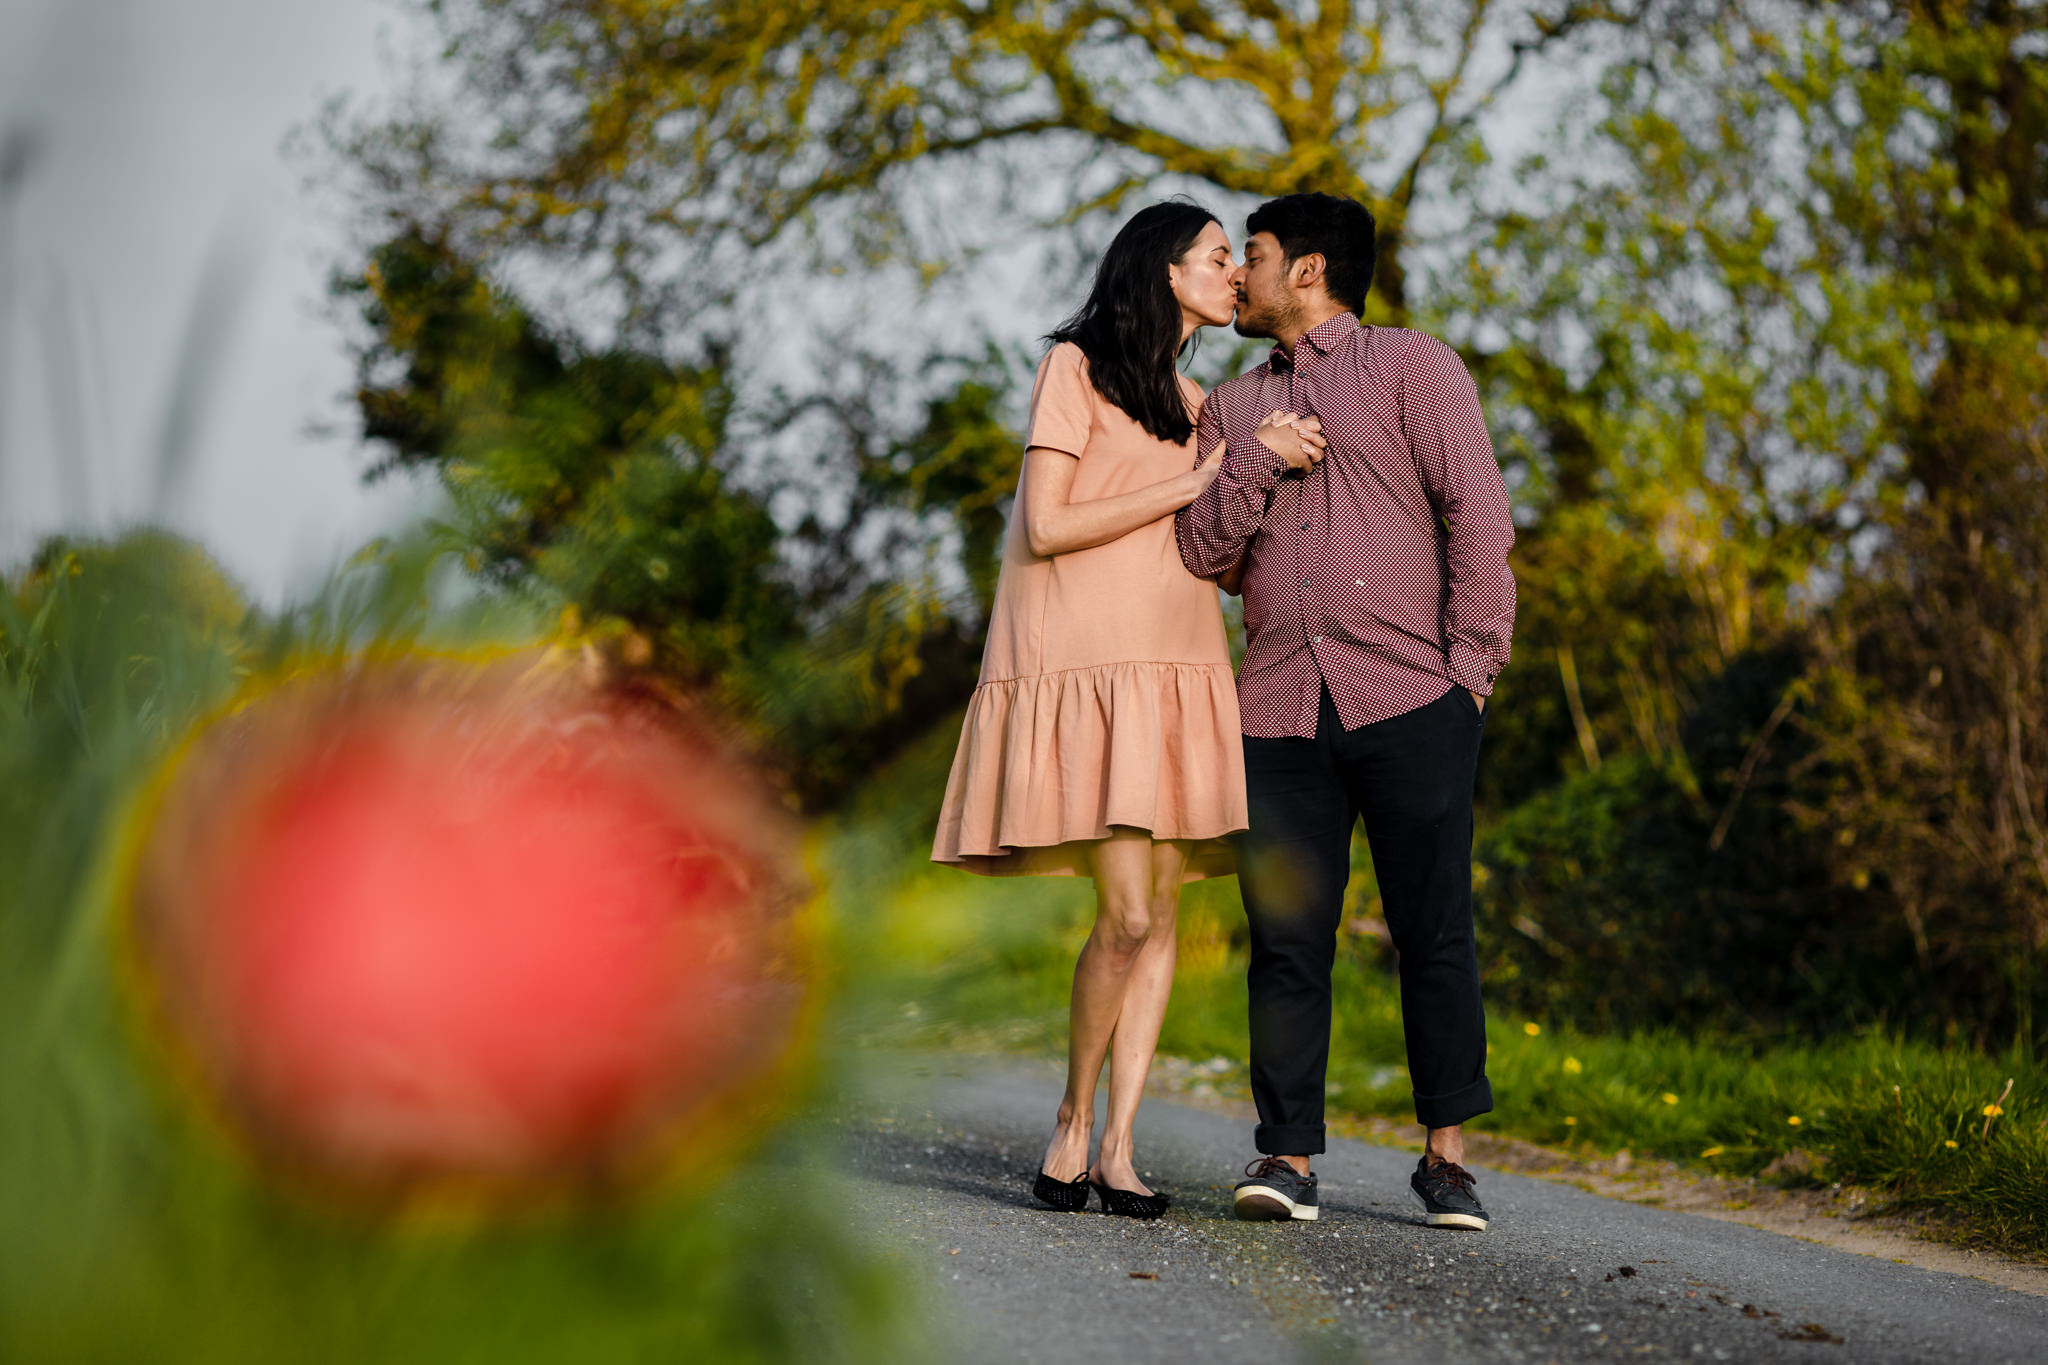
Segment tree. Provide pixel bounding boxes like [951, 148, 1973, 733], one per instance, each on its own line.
[1787, 1, 2048, 1040]
[341, 229, 799, 679]
[337, 0, 1655, 329]
[1456, 1, 2048, 1044]
[339, 228, 1016, 807]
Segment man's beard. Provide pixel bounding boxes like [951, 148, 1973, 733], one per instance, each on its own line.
[1233, 293, 1297, 340]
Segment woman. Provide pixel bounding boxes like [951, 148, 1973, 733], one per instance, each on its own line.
[931, 201, 1313, 1218]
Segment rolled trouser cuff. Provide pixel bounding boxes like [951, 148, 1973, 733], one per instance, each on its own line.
[1254, 1122, 1326, 1156]
[1414, 1075, 1493, 1130]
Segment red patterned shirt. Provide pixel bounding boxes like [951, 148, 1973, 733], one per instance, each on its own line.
[1175, 313, 1516, 739]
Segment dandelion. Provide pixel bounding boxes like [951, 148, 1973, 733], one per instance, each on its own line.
[1982, 1078, 2014, 1140]
[1787, 1116, 1802, 1127]
[1944, 1140, 1959, 1149]
[1700, 1146, 1723, 1158]
[1524, 1021, 1541, 1037]
[1563, 1056, 1582, 1075]
[1564, 1116, 1578, 1126]
[1661, 1093, 1679, 1106]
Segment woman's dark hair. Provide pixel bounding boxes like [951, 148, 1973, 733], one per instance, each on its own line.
[1244, 192, 1378, 315]
[1046, 199, 1219, 444]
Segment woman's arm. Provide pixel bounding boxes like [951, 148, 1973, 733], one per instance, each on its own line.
[1022, 444, 1224, 559]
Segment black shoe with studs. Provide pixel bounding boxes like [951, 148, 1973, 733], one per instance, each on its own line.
[1090, 1175, 1170, 1219]
[1032, 1169, 1091, 1211]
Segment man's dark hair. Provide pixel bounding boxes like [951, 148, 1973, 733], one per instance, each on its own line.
[1245, 193, 1378, 315]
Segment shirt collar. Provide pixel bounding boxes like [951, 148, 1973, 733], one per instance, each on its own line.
[1268, 312, 1363, 372]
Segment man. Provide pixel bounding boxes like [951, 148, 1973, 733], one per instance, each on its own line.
[1175, 192, 1515, 1230]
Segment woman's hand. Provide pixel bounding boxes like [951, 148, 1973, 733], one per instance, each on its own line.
[1024, 441, 1227, 559]
[1255, 410, 1326, 472]
[1172, 444, 1227, 508]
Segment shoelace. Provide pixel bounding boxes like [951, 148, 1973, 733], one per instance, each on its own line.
[1244, 1156, 1300, 1180]
[1425, 1159, 1477, 1194]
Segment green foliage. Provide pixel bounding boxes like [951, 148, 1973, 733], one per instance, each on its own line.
[1444, 6, 2048, 1046]
[0, 532, 926, 1364]
[855, 345, 1027, 618]
[343, 229, 797, 683]
[337, 229, 1032, 809]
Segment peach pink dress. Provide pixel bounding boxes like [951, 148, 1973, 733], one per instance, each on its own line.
[930, 342, 1247, 880]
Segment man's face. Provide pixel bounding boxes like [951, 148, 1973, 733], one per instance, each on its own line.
[1232, 231, 1301, 340]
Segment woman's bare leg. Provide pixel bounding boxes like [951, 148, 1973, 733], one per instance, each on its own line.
[1039, 829, 1163, 1182]
[1093, 838, 1189, 1195]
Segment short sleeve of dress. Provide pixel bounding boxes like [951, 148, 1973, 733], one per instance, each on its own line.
[1025, 343, 1095, 457]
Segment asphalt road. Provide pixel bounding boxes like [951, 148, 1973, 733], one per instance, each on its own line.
[832, 1056, 2048, 1364]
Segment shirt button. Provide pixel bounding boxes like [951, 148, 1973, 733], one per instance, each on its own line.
[1314, 635, 1326, 644]
[1355, 579, 1365, 587]
[1301, 521, 1310, 531]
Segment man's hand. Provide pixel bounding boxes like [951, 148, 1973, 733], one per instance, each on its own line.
[1254, 410, 1326, 472]
[1467, 689, 1486, 713]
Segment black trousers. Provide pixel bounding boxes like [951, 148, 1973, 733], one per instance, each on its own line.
[1238, 682, 1492, 1154]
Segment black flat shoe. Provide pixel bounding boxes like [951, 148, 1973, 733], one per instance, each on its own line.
[1032, 1169, 1091, 1210]
[1090, 1176, 1170, 1220]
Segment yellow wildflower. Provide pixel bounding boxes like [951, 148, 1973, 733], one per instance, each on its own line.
[1661, 1093, 1679, 1106]
[1787, 1115, 1802, 1126]
[1700, 1146, 1723, 1158]
[1982, 1103, 2004, 1118]
[1563, 1056, 1583, 1075]
[1564, 1116, 1578, 1126]
[1524, 1021, 1541, 1037]
[1944, 1139, 1958, 1149]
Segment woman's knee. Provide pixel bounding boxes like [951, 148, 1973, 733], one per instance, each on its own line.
[1092, 895, 1155, 963]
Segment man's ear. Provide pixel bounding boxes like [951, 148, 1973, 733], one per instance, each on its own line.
[1289, 252, 1328, 295]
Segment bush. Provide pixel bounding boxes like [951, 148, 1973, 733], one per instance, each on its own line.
[1473, 648, 1933, 1037]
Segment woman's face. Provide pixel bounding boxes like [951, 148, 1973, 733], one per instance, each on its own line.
[1168, 221, 1238, 331]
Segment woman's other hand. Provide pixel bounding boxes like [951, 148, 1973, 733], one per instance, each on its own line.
[1255, 410, 1326, 472]
[1173, 444, 1227, 508]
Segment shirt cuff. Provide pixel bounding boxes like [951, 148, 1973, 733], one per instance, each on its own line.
[1220, 432, 1287, 492]
[1446, 642, 1501, 696]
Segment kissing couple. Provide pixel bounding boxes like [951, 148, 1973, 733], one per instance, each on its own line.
[931, 193, 1517, 1229]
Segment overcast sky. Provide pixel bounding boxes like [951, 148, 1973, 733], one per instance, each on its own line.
[0, 0, 423, 603]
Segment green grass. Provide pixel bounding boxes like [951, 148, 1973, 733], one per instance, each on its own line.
[0, 532, 933, 1364]
[825, 717, 2048, 1262]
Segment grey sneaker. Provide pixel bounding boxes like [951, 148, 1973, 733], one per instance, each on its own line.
[1410, 1156, 1488, 1230]
[1233, 1156, 1319, 1221]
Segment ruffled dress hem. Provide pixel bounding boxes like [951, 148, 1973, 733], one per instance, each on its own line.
[929, 660, 1247, 881]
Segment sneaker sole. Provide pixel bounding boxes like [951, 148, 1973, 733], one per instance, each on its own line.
[1424, 1211, 1487, 1230]
[1410, 1190, 1487, 1230]
[1234, 1188, 1319, 1222]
